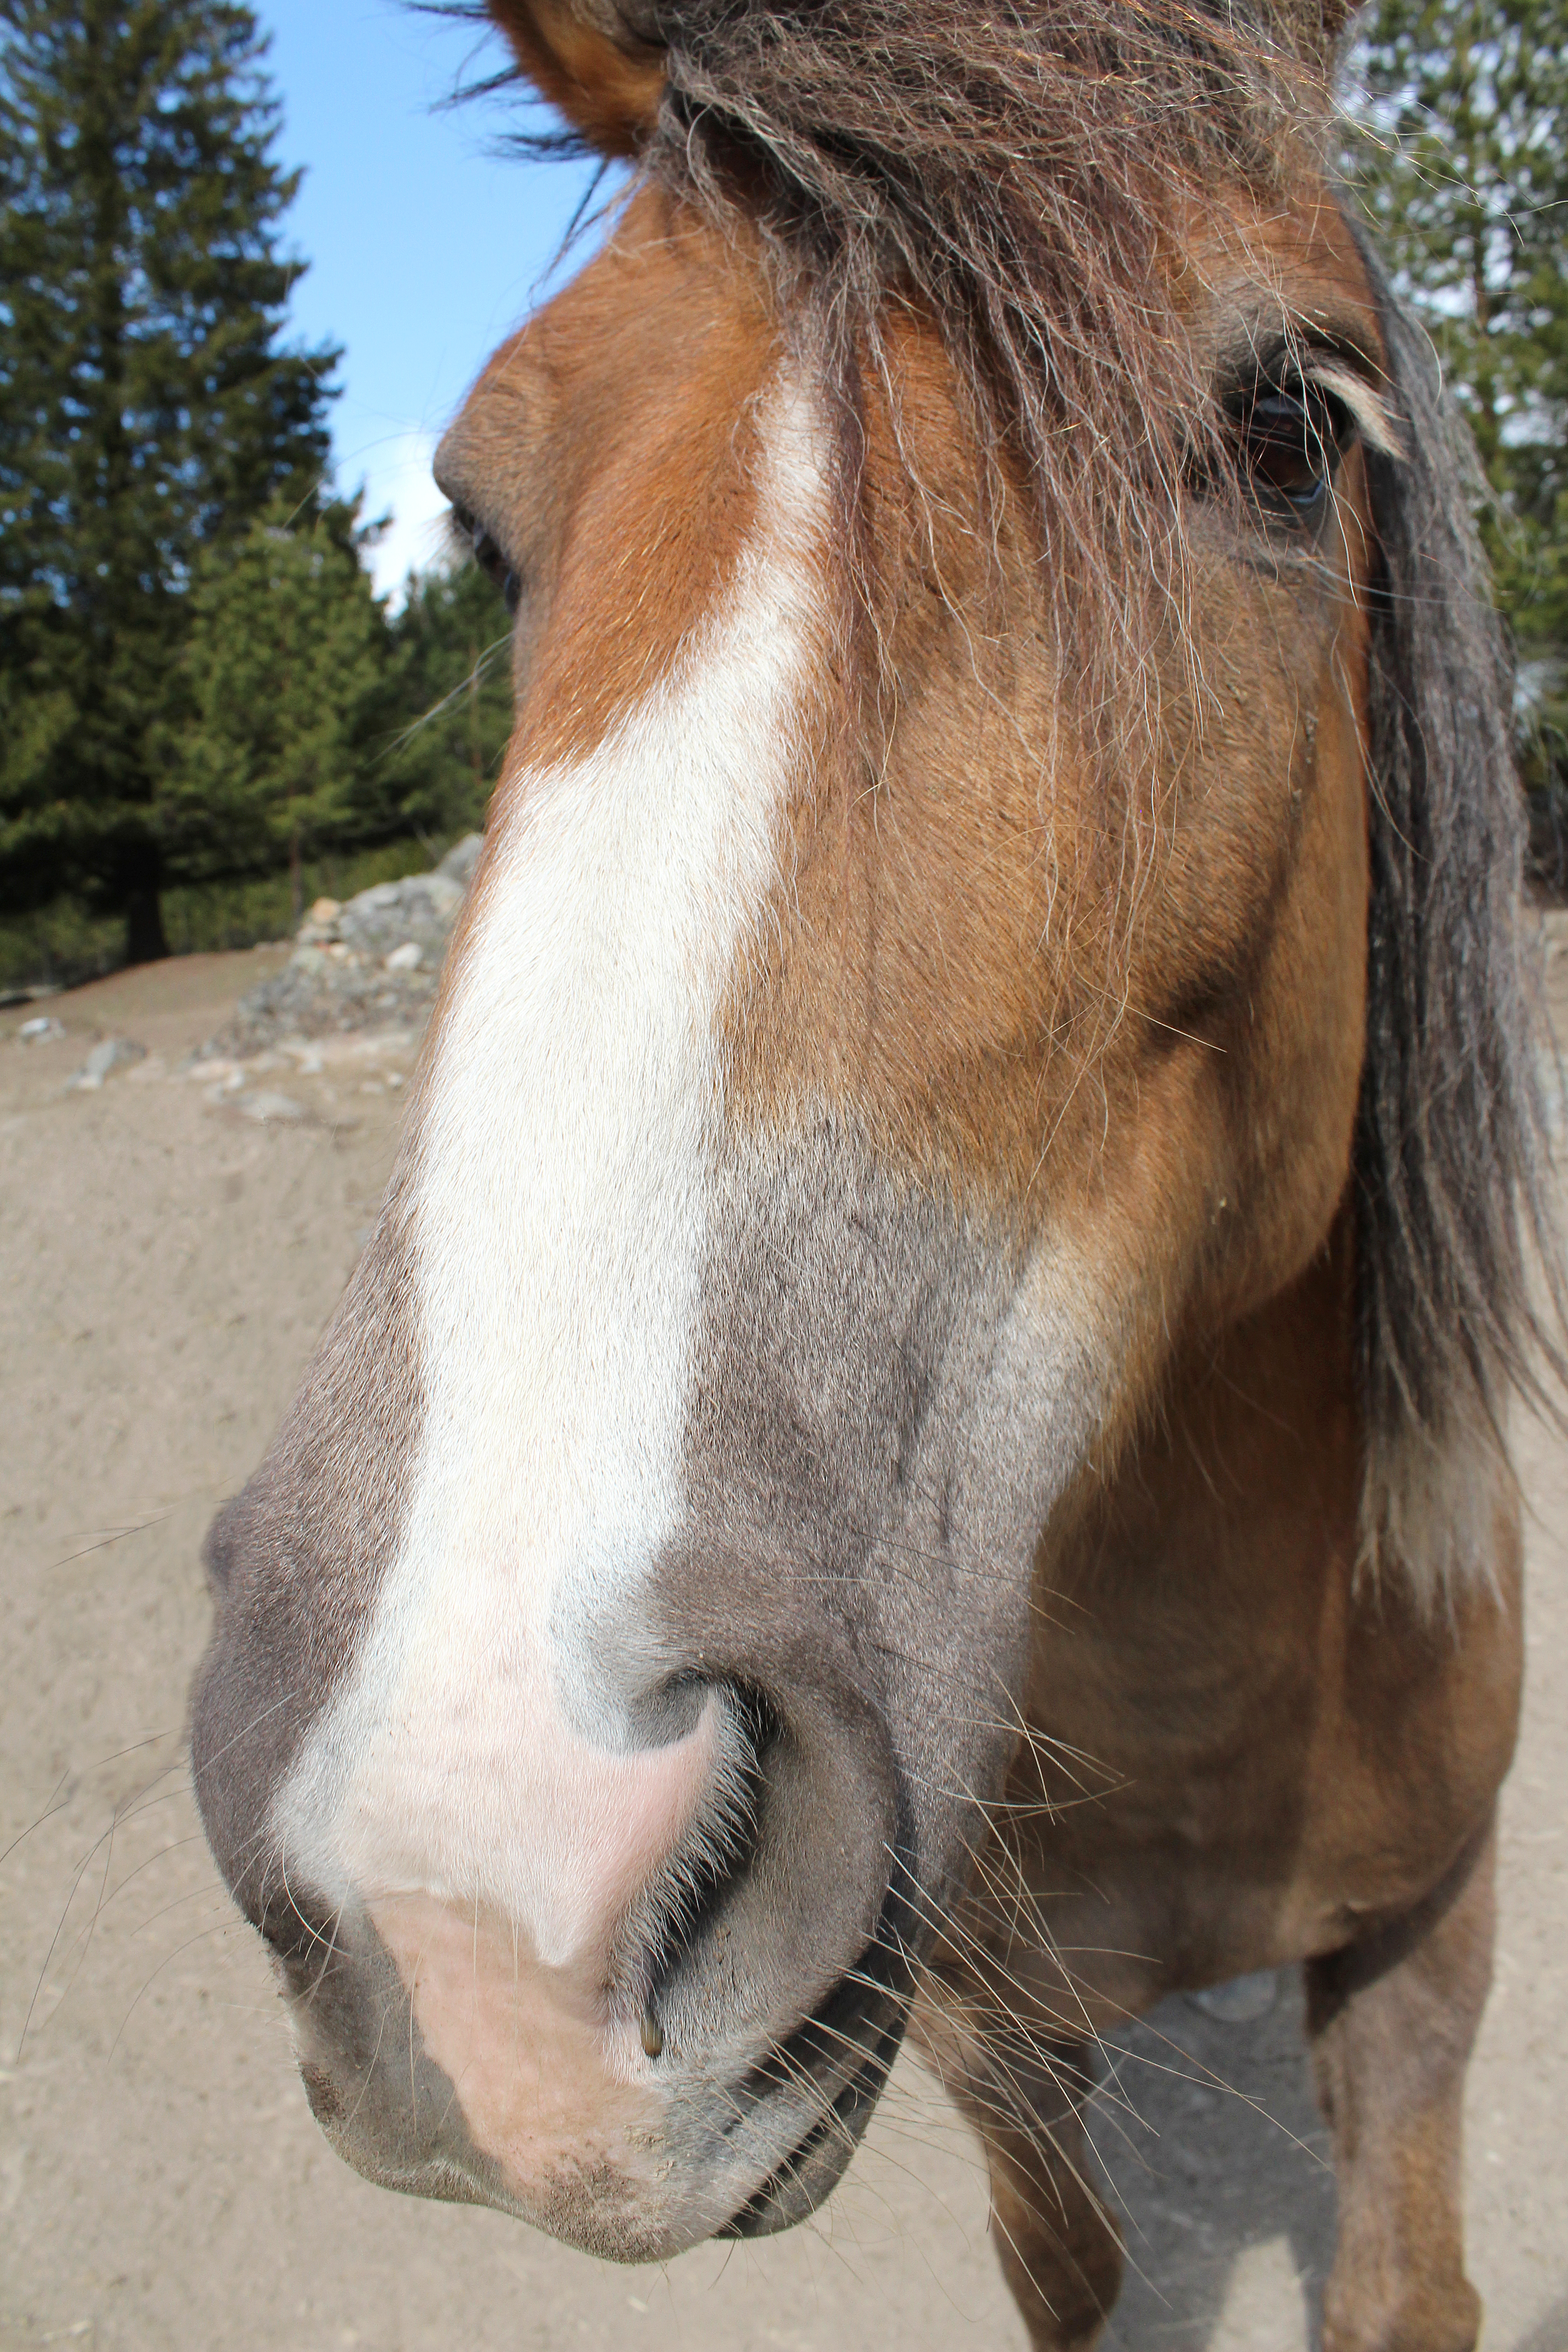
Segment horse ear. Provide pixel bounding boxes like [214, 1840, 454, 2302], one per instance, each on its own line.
[488, 0, 665, 156]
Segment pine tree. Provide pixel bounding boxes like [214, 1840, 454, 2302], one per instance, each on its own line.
[1347, 0, 1568, 863]
[387, 555, 516, 844]
[0, 0, 337, 961]
[156, 502, 398, 920]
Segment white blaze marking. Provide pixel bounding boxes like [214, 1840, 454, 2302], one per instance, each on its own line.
[273, 382, 826, 1973]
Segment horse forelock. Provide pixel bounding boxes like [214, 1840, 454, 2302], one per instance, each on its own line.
[474, 0, 1344, 725]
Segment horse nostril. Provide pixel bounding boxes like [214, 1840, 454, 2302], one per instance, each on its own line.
[253, 1880, 341, 1986]
[640, 1680, 772, 1982]
[200, 1499, 243, 1594]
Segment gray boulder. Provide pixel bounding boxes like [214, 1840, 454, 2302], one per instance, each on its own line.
[206, 835, 485, 1058]
[239, 1090, 308, 1124]
[437, 832, 485, 888]
[335, 872, 464, 959]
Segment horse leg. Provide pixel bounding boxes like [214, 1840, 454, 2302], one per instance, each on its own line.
[950, 2039, 1124, 2352]
[1306, 1817, 1496, 2352]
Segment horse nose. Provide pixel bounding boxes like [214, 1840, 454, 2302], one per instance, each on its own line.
[226, 1633, 905, 2253]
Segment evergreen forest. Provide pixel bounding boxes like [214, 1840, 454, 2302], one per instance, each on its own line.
[0, 0, 1564, 989]
[0, 0, 512, 988]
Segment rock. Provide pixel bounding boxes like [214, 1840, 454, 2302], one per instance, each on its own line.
[1185, 1969, 1279, 2025]
[18, 1014, 65, 1044]
[239, 1091, 306, 1124]
[206, 838, 484, 1058]
[437, 832, 485, 888]
[68, 1036, 147, 1090]
[335, 872, 462, 958]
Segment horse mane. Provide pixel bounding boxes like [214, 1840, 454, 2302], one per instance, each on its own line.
[1352, 240, 1565, 1596]
[465, 0, 1564, 1595]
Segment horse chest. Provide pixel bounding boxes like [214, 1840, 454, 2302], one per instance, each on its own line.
[1011, 1500, 1524, 2001]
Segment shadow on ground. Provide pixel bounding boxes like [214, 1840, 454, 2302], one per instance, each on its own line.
[1086, 1971, 1336, 2350]
[1087, 1974, 1567, 2352]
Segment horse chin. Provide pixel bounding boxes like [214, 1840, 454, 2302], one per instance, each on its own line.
[295, 2030, 721, 2264]
[297, 2030, 875, 2262]
[276, 1883, 905, 2262]
[719, 2023, 903, 2237]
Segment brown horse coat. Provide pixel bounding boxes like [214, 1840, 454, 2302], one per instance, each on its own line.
[191, 4, 1558, 2344]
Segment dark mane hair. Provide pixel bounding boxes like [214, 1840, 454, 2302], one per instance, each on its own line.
[467, 0, 1563, 1591]
[1353, 240, 1564, 1590]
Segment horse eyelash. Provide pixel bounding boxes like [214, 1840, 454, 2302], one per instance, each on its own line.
[1303, 361, 1403, 460]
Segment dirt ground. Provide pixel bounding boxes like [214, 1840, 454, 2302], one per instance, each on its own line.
[2, 946, 1565, 2352]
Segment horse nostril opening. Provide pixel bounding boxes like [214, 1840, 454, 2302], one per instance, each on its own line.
[252, 1881, 341, 1988]
[200, 1499, 242, 1594]
[635, 1679, 775, 1999]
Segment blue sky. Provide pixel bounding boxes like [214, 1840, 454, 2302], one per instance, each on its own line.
[254, 1, 605, 595]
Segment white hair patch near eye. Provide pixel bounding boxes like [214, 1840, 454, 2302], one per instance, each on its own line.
[1308, 361, 1403, 459]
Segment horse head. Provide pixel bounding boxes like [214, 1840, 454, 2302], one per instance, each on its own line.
[191, 0, 1546, 2268]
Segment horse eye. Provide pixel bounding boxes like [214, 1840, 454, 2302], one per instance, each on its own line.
[1233, 382, 1352, 516]
[447, 501, 522, 615]
[471, 522, 522, 616]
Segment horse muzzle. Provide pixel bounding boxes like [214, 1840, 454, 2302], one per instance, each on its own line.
[195, 1591, 913, 2258]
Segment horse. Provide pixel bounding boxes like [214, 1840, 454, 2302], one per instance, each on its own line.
[189, 0, 1562, 2342]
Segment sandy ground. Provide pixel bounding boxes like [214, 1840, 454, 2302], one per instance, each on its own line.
[2, 948, 1565, 2352]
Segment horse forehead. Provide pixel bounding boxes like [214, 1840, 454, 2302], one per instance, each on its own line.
[1180, 182, 1384, 356]
[451, 191, 775, 499]
[439, 195, 787, 773]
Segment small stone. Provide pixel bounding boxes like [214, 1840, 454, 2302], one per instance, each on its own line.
[68, 1036, 146, 1090]
[1185, 1969, 1279, 2025]
[239, 1090, 306, 1124]
[310, 897, 341, 924]
[384, 941, 422, 974]
[18, 1014, 65, 1044]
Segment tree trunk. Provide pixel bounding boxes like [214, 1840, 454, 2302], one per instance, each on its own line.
[118, 830, 169, 966]
[290, 827, 304, 924]
[123, 884, 169, 966]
